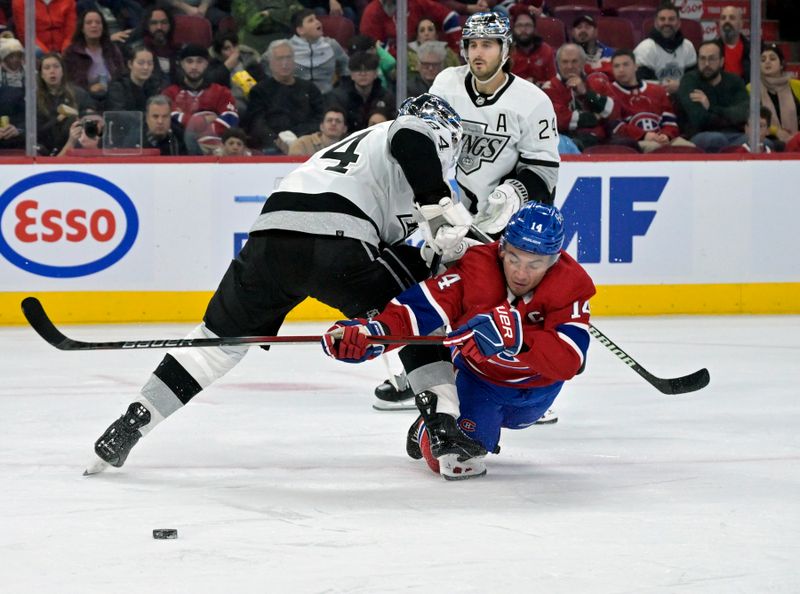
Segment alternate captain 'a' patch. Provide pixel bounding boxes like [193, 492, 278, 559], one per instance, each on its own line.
[458, 120, 511, 175]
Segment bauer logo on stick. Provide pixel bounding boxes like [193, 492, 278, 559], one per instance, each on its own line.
[0, 171, 139, 278]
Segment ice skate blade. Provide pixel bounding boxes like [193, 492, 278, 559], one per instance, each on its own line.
[372, 397, 417, 411]
[84, 455, 110, 476]
[438, 454, 487, 481]
[443, 468, 487, 481]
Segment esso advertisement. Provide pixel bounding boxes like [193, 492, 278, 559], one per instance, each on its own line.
[0, 171, 138, 278]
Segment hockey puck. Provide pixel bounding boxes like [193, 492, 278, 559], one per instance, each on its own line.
[152, 529, 178, 539]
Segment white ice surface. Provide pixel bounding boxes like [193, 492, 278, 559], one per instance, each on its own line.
[0, 316, 798, 593]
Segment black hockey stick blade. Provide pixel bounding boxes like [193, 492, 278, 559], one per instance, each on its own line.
[20, 297, 444, 351]
[588, 325, 710, 395]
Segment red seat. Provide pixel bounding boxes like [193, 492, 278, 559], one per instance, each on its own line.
[547, 0, 598, 9]
[0, 149, 26, 156]
[601, 0, 659, 14]
[617, 6, 656, 43]
[552, 5, 602, 33]
[536, 16, 566, 48]
[65, 148, 163, 157]
[173, 14, 213, 48]
[650, 144, 705, 154]
[583, 144, 639, 154]
[318, 15, 355, 50]
[640, 18, 703, 50]
[217, 15, 237, 34]
[597, 16, 635, 49]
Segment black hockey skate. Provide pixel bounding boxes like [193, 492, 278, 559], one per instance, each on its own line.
[373, 373, 415, 411]
[93, 402, 151, 468]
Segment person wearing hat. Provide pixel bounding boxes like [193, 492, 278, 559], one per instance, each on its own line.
[0, 37, 24, 88]
[746, 43, 800, 144]
[634, 2, 696, 95]
[571, 14, 614, 79]
[163, 43, 239, 154]
[0, 38, 25, 150]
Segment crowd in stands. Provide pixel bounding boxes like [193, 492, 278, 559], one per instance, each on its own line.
[1, 0, 799, 156]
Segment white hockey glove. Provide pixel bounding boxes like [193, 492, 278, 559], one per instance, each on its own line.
[421, 237, 482, 272]
[415, 196, 472, 262]
[473, 179, 529, 235]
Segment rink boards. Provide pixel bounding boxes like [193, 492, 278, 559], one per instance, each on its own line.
[0, 156, 798, 323]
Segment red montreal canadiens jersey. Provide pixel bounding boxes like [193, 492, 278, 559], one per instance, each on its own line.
[375, 243, 596, 388]
[163, 82, 239, 135]
[609, 80, 678, 140]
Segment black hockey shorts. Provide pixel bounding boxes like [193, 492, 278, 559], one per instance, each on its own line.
[203, 230, 431, 337]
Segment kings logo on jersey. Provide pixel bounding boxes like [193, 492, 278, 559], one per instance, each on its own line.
[458, 120, 511, 175]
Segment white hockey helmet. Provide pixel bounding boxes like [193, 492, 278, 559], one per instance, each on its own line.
[460, 12, 512, 64]
[398, 93, 463, 172]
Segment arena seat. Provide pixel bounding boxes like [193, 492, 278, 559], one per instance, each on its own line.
[318, 15, 355, 50]
[173, 14, 213, 48]
[536, 16, 566, 48]
[597, 16, 636, 50]
[553, 5, 602, 33]
[617, 6, 656, 43]
[650, 144, 705, 154]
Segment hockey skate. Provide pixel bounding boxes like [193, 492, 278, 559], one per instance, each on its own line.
[405, 415, 423, 459]
[437, 453, 487, 481]
[85, 402, 150, 475]
[535, 408, 558, 425]
[372, 371, 415, 411]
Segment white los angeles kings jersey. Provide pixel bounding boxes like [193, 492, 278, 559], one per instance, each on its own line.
[250, 118, 444, 247]
[429, 65, 560, 208]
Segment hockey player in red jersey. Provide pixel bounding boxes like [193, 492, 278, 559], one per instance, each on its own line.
[323, 203, 596, 480]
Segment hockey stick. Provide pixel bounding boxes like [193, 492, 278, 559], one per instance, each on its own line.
[20, 297, 445, 351]
[466, 224, 709, 395]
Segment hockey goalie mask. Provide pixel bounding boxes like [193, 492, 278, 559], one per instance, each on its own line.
[460, 12, 512, 66]
[398, 93, 464, 174]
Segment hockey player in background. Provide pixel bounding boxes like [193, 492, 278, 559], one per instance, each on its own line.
[86, 94, 474, 474]
[324, 203, 595, 480]
[373, 12, 562, 415]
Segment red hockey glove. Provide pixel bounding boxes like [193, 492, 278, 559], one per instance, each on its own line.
[444, 303, 523, 363]
[321, 319, 387, 363]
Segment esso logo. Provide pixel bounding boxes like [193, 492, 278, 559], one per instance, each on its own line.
[0, 171, 138, 277]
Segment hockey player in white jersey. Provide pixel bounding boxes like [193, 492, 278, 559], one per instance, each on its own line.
[86, 94, 472, 474]
[374, 12, 563, 419]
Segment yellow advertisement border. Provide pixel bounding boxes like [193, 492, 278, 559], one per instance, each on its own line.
[1, 283, 798, 325]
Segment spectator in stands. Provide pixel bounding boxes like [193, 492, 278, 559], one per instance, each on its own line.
[724, 106, 772, 153]
[509, 9, 554, 86]
[12, 0, 76, 53]
[217, 126, 252, 155]
[57, 109, 105, 155]
[36, 52, 94, 155]
[207, 30, 264, 115]
[634, 2, 696, 94]
[677, 40, 748, 152]
[608, 49, 694, 152]
[288, 105, 347, 155]
[246, 39, 324, 153]
[289, 9, 349, 94]
[143, 94, 187, 155]
[233, 0, 304, 54]
[347, 33, 396, 88]
[163, 43, 239, 154]
[0, 38, 25, 150]
[407, 17, 460, 75]
[128, 5, 179, 82]
[747, 44, 800, 143]
[510, 0, 544, 20]
[359, 0, 461, 56]
[0, 37, 24, 88]
[442, 0, 497, 17]
[542, 43, 616, 150]
[406, 41, 445, 96]
[106, 45, 165, 112]
[78, 0, 142, 44]
[571, 15, 613, 79]
[64, 9, 126, 105]
[718, 5, 750, 83]
[325, 51, 395, 132]
[366, 105, 390, 126]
